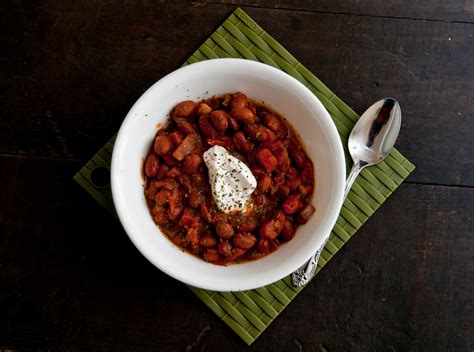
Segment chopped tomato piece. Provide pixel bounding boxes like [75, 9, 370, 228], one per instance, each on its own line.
[282, 193, 303, 214]
[186, 227, 200, 245]
[200, 233, 218, 248]
[218, 240, 233, 258]
[180, 207, 201, 228]
[257, 148, 278, 172]
[233, 233, 257, 249]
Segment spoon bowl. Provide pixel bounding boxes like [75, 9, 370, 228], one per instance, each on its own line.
[348, 98, 401, 166]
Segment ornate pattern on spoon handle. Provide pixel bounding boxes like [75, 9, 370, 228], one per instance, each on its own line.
[292, 242, 324, 287]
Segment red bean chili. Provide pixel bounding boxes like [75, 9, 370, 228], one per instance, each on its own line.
[143, 93, 315, 265]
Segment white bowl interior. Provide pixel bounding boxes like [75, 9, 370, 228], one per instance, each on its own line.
[111, 59, 345, 291]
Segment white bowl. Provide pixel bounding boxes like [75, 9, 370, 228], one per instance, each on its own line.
[111, 59, 345, 291]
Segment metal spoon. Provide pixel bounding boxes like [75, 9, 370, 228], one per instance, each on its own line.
[291, 98, 402, 287]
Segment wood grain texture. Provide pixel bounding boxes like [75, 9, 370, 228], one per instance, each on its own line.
[2, 1, 473, 186]
[0, 155, 472, 351]
[241, 6, 474, 187]
[205, 0, 474, 22]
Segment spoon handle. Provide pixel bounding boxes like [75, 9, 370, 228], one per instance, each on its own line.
[344, 160, 366, 199]
[291, 161, 366, 287]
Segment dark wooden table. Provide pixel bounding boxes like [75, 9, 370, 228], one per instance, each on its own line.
[1, 1, 473, 351]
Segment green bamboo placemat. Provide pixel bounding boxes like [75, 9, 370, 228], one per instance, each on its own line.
[74, 8, 415, 345]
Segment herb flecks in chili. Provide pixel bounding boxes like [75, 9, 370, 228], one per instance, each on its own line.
[143, 93, 315, 265]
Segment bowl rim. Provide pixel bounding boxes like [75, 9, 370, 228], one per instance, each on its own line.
[111, 58, 346, 291]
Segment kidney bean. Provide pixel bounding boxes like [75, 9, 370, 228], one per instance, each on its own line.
[188, 188, 205, 208]
[261, 213, 284, 240]
[179, 207, 201, 228]
[157, 164, 170, 179]
[228, 116, 239, 131]
[262, 127, 277, 143]
[177, 175, 192, 192]
[178, 121, 197, 135]
[204, 249, 221, 263]
[161, 155, 177, 166]
[222, 135, 235, 150]
[253, 194, 269, 207]
[277, 184, 290, 198]
[296, 204, 316, 224]
[259, 220, 278, 240]
[230, 93, 248, 109]
[303, 185, 314, 196]
[186, 227, 200, 244]
[274, 212, 286, 233]
[280, 220, 296, 241]
[237, 217, 257, 232]
[169, 131, 184, 148]
[155, 189, 170, 206]
[289, 143, 307, 168]
[206, 136, 234, 150]
[154, 135, 171, 155]
[210, 110, 229, 132]
[256, 105, 271, 118]
[153, 209, 169, 225]
[222, 94, 232, 107]
[144, 154, 160, 177]
[269, 240, 280, 252]
[298, 185, 308, 196]
[286, 166, 297, 178]
[231, 107, 255, 122]
[285, 177, 301, 192]
[233, 233, 257, 249]
[216, 221, 234, 240]
[282, 193, 303, 214]
[198, 115, 217, 139]
[200, 233, 218, 248]
[193, 171, 206, 185]
[146, 183, 159, 200]
[152, 179, 178, 190]
[257, 237, 270, 253]
[170, 233, 186, 247]
[218, 240, 233, 258]
[263, 113, 279, 130]
[300, 162, 314, 183]
[243, 123, 257, 139]
[263, 114, 288, 138]
[200, 204, 214, 223]
[183, 153, 202, 174]
[174, 100, 197, 117]
[226, 247, 246, 261]
[272, 143, 290, 170]
[257, 148, 278, 172]
[233, 131, 252, 154]
[251, 167, 266, 179]
[165, 167, 180, 178]
[168, 190, 183, 220]
[247, 124, 274, 143]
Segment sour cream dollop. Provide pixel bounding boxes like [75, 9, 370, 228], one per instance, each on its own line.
[203, 145, 257, 213]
